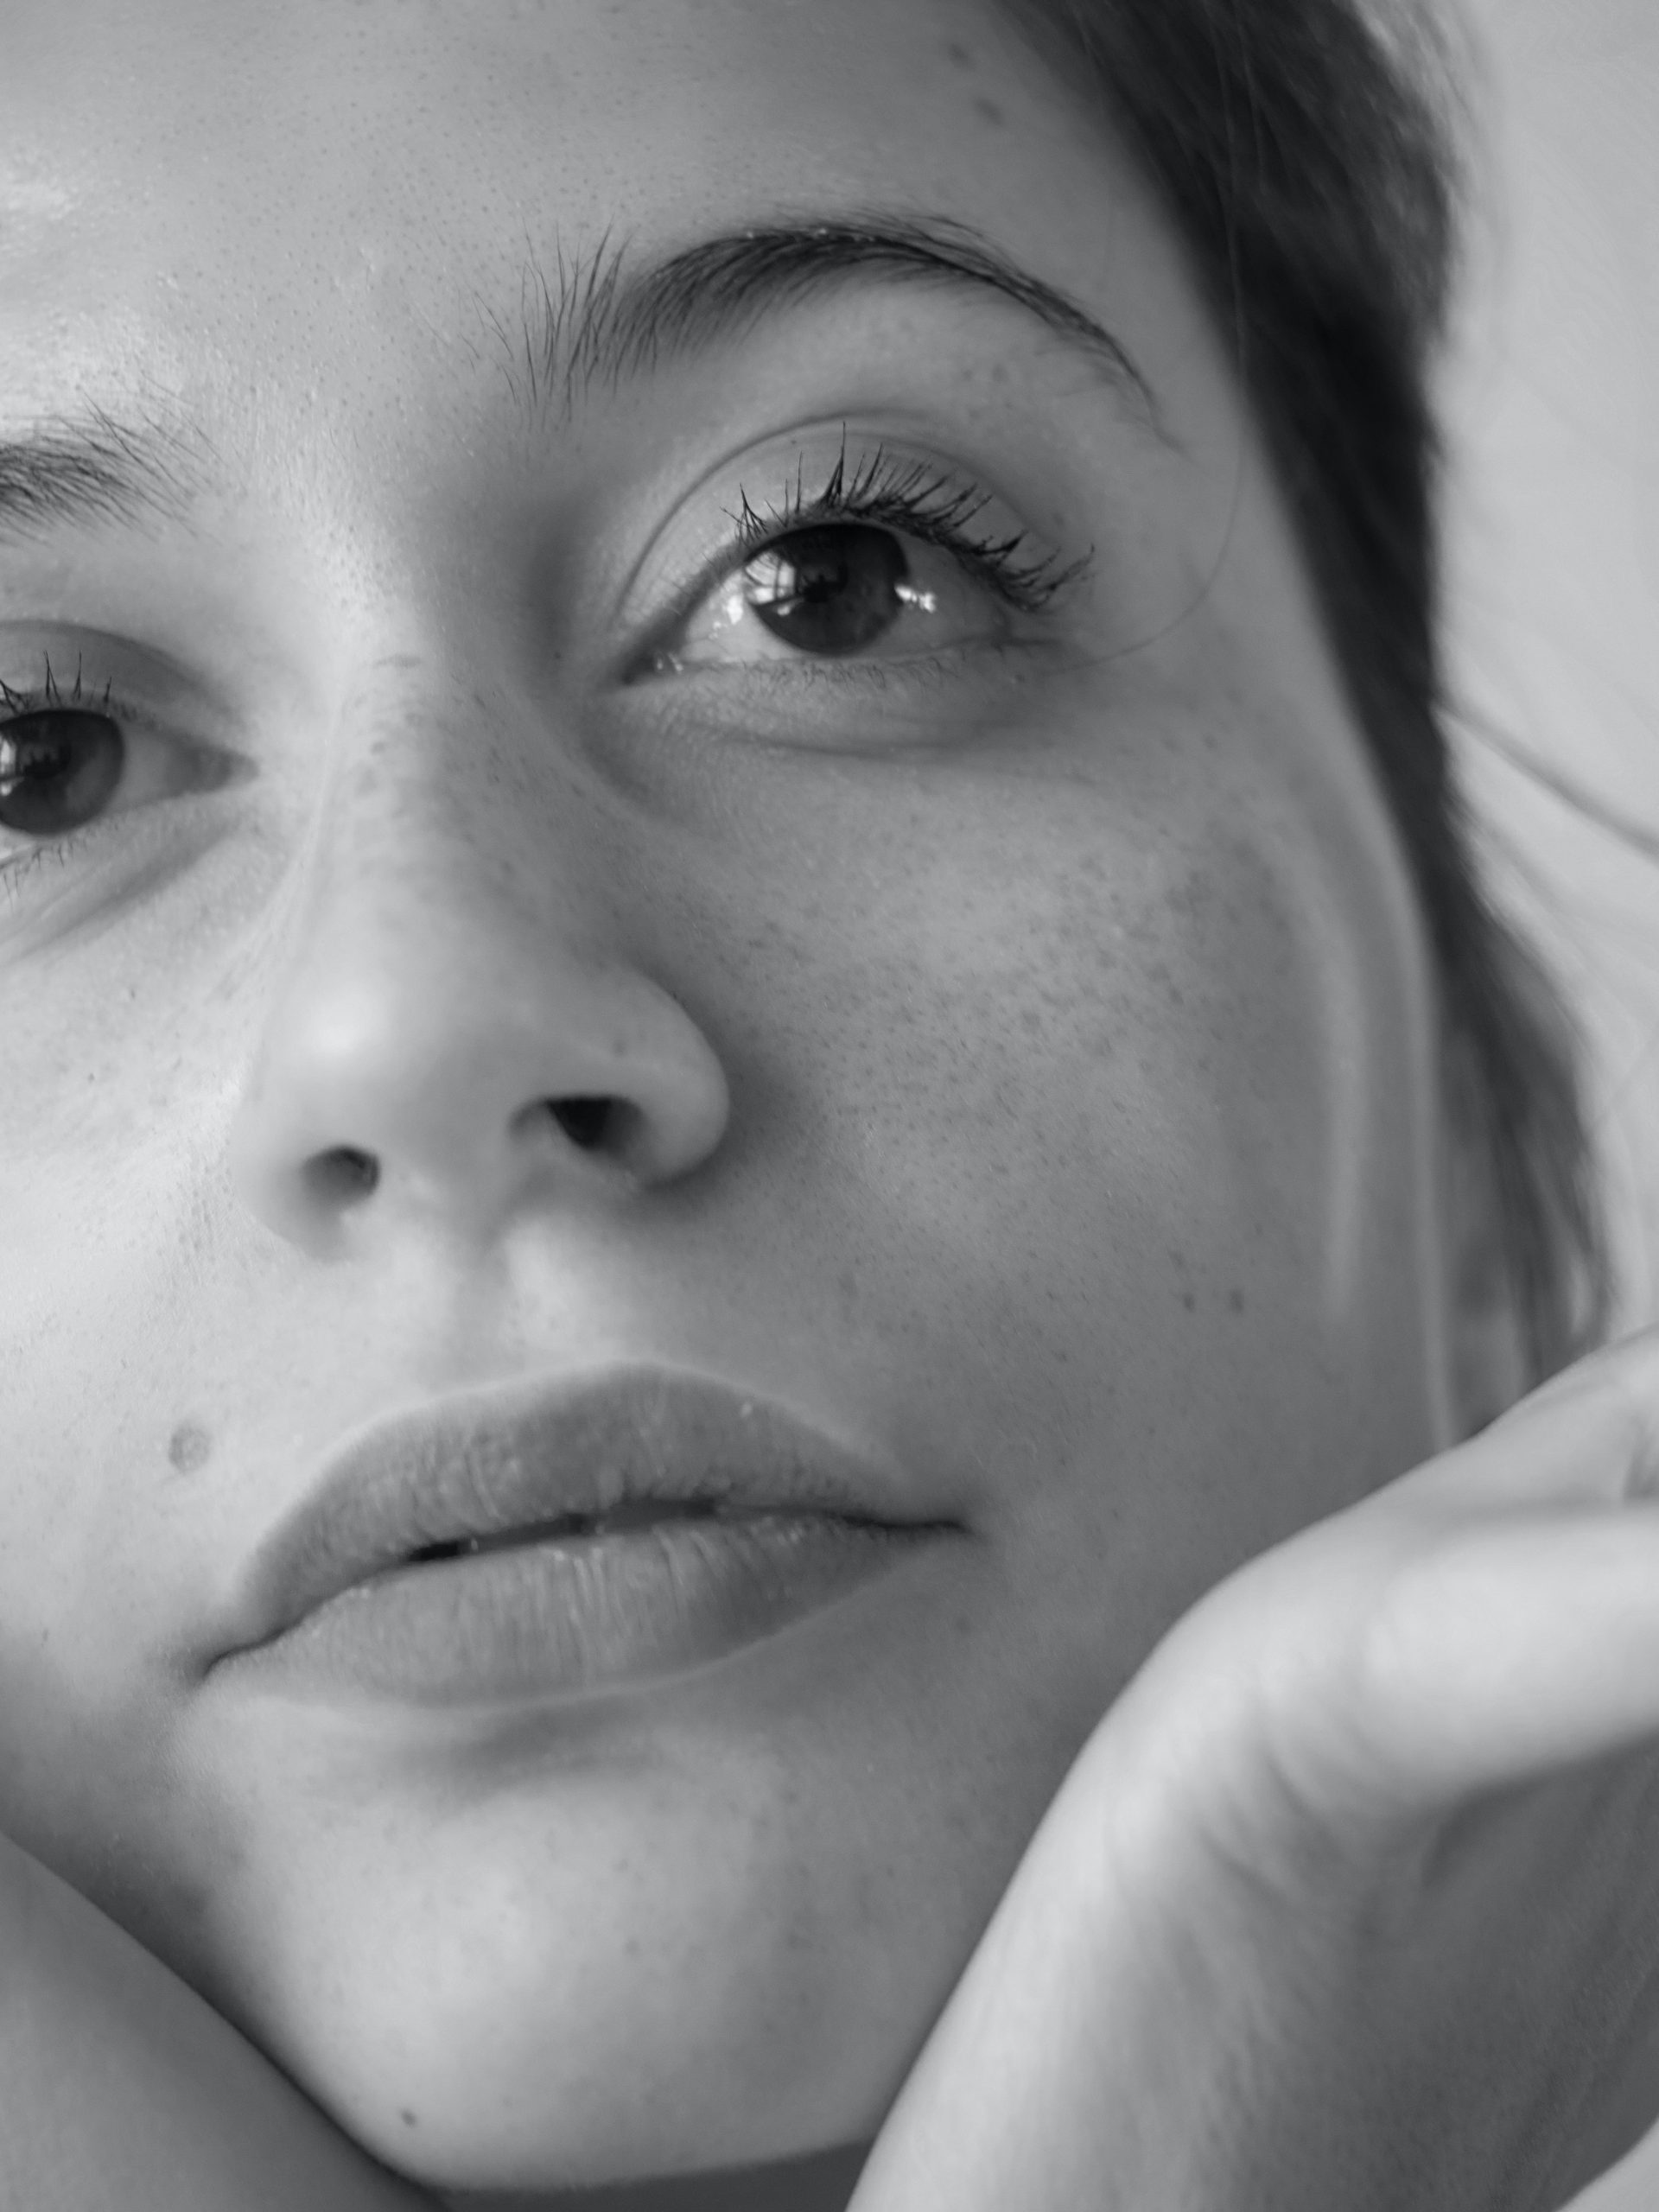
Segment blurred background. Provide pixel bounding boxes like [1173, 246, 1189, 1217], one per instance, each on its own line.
[1440, 0, 1659, 1338]
[1439, 5, 1659, 2198]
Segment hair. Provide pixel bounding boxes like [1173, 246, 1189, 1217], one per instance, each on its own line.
[995, 0, 1615, 1394]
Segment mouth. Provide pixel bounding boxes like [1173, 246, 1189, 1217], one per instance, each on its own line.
[226, 1490, 954, 1712]
[218, 1365, 959, 1706]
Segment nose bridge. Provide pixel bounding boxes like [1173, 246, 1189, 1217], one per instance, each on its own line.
[225, 653, 731, 1258]
[305, 655, 601, 942]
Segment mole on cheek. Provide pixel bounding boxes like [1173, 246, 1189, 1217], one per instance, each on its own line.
[167, 1422, 213, 1475]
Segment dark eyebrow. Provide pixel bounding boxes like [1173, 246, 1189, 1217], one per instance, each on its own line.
[0, 212, 1167, 547]
[0, 398, 221, 549]
[494, 209, 1167, 439]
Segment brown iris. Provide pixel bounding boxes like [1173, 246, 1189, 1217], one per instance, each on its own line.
[742, 524, 912, 656]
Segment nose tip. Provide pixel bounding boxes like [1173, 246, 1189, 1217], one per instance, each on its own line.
[226, 956, 731, 1258]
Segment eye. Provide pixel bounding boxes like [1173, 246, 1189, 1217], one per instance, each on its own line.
[663, 519, 1003, 671]
[0, 702, 127, 842]
[626, 429, 1096, 686]
[0, 655, 232, 899]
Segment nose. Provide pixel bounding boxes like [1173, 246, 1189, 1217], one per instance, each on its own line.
[225, 700, 730, 1261]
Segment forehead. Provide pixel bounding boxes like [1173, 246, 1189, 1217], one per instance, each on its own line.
[0, 0, 1193, 486]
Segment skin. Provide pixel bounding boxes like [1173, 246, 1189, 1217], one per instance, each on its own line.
[0, 0, 1529, 2204]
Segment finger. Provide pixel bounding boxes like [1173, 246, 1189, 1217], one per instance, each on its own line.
[1389, 1322, 1659, 1518]
[1319, 1507, 1659, 1813]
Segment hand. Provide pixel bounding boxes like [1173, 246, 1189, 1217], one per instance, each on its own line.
[849, 1325, 1659, 2212]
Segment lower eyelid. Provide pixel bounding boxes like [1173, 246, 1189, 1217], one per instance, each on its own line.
[639, 639, 1029, 705]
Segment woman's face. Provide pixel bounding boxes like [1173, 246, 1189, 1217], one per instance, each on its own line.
[0, 0, 1483, 2197]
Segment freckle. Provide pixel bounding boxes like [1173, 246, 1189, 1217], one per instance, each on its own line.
[974, 94, 1006, 124]
[945, 40, 974, 66]
[1228, 1288, 1245, 1314]
[400, 2107, 419, 2127]
[1181, 1290, 1197, 1313]
[167, 1422, 213, 1474]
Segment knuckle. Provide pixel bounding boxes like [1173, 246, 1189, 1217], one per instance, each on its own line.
[1349, 1553, 1440, 1732]
[1338, 1540, 1494, 1800]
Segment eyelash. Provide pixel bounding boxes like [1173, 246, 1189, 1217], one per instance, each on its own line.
[0, 451, 1091, 899]
[647, 428, 1096, 666]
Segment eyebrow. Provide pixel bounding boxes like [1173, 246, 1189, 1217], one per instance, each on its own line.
[0, 211, 1166, 546]
[0, 399, 220, 546]
[496, 210, 1165, 434]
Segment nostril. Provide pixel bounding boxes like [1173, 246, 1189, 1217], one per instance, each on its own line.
[549, 1096, 614, 1151]
[304, 1146, 380, 1204]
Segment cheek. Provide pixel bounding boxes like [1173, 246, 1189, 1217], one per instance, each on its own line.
[797, 758, 1440, 1577]
[817, 805, 1339, 1315]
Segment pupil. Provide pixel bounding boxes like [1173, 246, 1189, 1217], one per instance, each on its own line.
[745, 524, 909, 656]
[0, 708, 123, 837]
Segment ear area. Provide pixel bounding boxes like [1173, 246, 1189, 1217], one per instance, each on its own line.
[1436, 1012, 1531, 1442]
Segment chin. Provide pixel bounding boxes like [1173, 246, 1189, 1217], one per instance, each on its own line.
[208, 1840, 917, 2197]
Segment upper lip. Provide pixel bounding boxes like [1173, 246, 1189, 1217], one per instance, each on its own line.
[229, 1365, 942, 1655]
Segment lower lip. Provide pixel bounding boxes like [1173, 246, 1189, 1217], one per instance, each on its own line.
[225, 1514, 947, 1707]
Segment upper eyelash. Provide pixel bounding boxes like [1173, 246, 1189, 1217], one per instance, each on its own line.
[0, 648, 116, 722]
[723, 426, 1096, 617]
